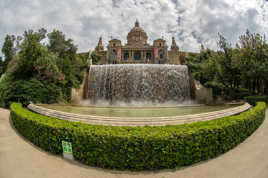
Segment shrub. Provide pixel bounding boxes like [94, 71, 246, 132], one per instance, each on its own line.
[0, 78, 61, 107]
[10, 102, 266, 170]
[245, 96, 268, 106]
[232, 88, 251, 100]
[204, 81, 224, 98]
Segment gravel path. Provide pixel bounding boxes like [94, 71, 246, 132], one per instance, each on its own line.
[1, 108, 268, 178]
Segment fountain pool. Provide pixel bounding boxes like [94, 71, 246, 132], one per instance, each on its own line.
[40, 104, 240, 118]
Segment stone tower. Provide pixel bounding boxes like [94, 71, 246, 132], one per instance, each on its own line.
[168, 37, 180, 64]
[95, 36, 104, 52]
[171, 37, 179, 51]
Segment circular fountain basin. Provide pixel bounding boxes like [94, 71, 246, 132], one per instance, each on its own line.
[40, 104, 238, 118]
[28, 103, 251, 126]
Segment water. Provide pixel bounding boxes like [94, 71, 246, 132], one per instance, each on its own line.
[86, 64, 190, 105]
[42, 105, 237, 117]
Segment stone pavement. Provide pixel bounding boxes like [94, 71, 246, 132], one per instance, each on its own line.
[1, 108, 268, 178]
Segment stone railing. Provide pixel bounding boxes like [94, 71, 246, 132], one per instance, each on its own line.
[28, 103, 251, 127]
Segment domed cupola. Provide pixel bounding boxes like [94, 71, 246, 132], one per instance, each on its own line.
[127, 20, 148, 45]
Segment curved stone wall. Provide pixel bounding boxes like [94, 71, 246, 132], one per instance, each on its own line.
[27, 103, 251, 127]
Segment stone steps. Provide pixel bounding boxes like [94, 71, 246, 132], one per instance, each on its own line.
[27, 103, 251, 127]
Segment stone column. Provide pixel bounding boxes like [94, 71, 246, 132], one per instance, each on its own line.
[142, 50, 145, 62]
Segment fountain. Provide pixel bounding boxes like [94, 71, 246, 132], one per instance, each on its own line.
[85, 64, 191, 105]
[29, 56, 249, 125]
[30, 63, 250, 126]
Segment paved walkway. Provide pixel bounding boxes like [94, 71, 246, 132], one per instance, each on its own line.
[0, 108, 268, 178]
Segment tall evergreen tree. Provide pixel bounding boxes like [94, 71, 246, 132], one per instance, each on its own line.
[1, 35, 16, 72]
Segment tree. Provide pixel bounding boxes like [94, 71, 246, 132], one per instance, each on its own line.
[190, 31, 268, 99]
[0, 28, 87, 107]
[11, 30, 47, 79]
[0, 57, 4, 76]
[215, 34, 241, 93]
[2, 35, 16, 72]
[91, 51, 101, 64]
[47, 30, 87, 100]
[236, 30, 268, 94]
[47, 30, 77, 59]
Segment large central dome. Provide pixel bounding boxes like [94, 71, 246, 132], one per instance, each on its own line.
[127, 20, 148, 45]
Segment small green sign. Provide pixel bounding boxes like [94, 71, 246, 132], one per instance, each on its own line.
[62, 141, 73, 155]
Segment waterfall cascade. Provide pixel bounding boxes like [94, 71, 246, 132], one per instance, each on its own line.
[86, 64, 190, 105]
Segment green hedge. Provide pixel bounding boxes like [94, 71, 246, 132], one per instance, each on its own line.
[10, 102, 266, 170]
[245, 96, 268, 106]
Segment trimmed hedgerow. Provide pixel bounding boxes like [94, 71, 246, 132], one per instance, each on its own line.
[245, 95, 268, 106]
[10, 102, 266, 170]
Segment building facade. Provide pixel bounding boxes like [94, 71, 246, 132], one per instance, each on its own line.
[95, 20, 181, 65]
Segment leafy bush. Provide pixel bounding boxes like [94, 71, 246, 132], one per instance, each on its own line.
[245, 96, 268, 106]
[10, 102, 266, 170]
[204, 81, 224, 98]
[0, 78, 61, 107]
[233, 88, 251, 100]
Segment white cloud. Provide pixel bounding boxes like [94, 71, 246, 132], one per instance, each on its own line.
[0, 0, 267, 56]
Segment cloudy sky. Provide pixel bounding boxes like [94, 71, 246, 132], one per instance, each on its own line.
[0, 0, 267, 55]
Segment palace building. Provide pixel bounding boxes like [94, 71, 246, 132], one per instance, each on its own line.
[94, 20, 181, 65]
